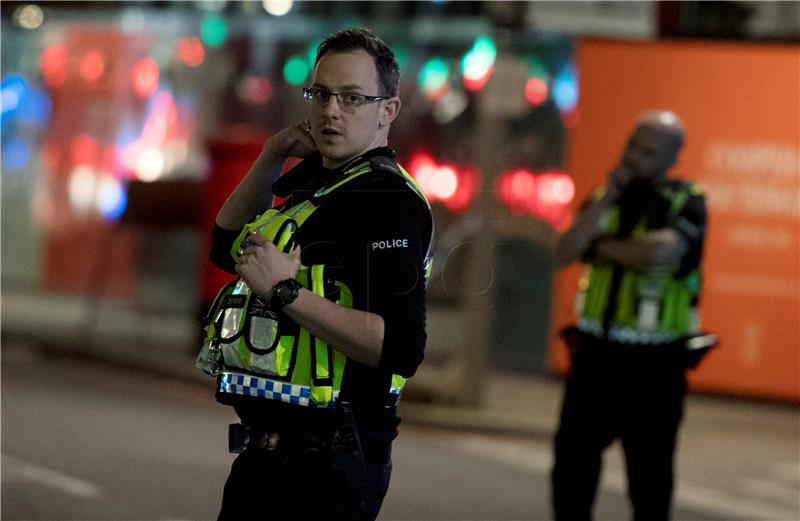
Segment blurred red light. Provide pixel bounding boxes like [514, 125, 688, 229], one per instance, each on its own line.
[496, 169, 576, 227]
[176, 37, 205, 68]
[407, 152, 476, 212]
[41, 44, 68, 89]
[525, 78, 548, 106]
[423, 83, 449, 102]
[71, 134, 98, 166]
[79, 51, 105, 83]
[239, 76, 273, 105]
[463, 64, 493, 92]
[497, 169, 536, 215]
[132, 58, 159, 97]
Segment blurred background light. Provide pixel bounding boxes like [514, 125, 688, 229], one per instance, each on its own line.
[1, 74, 28, 119]
[71, 134, 98, 166]
[40, 44, 69, 89]
[2, 138, 31, 171]
[119, 7, 146, 32]
[527, 56, 550, 82]
[200, 15, 227, 48]
[393, 46, 409, 73]
[13, 4, 44, 30]
[196, 0, 227, 12]
[461, 35, 496, 92]
[236, 75, 273, 105]
[283, 55, 308, 85]
[135, 147, 165, 182]
[1, 87, 21, 115]
[176, 37, 205, 68]
[79, 51, 105, 83]
[536, 171, 575, 205]
[262, 0, 294, 17]
[499, 169, 536, 215]
[552, 62, 578, 113]
[525, 77, 548, 106]
[0, 74, 49, 126]
[306, 40, 322, 68]
[408, 151, 476, 212]
[19, 87, 51, 124]
[496, 168, 575, 228]
[432, 89, 468, 124]
[419, 57, 449, 100]
[68, 165, 97, 211]
[131, 58, 159, 97]
[96, 175, 127, 220]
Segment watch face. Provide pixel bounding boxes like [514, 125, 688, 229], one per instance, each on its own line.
[274, 279, 299, 307]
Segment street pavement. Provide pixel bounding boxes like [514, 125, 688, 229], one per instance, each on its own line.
[2, 341, 798, 520]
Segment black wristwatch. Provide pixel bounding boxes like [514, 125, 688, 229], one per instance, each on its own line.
[271, 278, 302, 310]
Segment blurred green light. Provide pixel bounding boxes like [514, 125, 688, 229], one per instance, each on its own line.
[419, 57, 449, 92]
[527, 56, 550, 82]
[283, 55, 309, 85]
[201, 16, 227, 48]
[306, 40, 321, 68]
[461, 35, 496, 80]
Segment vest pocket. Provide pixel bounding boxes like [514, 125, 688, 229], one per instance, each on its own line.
[242, 293, 280, 354]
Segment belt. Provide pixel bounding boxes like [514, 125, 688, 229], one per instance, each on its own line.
[345, 393, 401, 409]
[247, 429, 330, 453]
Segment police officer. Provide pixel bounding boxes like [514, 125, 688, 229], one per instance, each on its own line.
[551, 111, 708, 521]
[205, 28, 433, 520]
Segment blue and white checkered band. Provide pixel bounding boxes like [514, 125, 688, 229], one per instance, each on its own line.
[218, 371, 402, 408]
[218, 372, 338, 408]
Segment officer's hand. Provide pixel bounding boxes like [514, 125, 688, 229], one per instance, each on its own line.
[235, 235, 302, 298]
[264, 120, 318, 159]
[606, 165, 633, 201]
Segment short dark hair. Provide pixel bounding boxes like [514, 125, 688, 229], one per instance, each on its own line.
[315, 27, 400, 97]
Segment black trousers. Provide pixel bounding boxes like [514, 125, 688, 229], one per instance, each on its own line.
[551, 339, 687, 521]
[217, 441, 391, 521]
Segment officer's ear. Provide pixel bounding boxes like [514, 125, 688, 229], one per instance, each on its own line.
[378, 97, 401, 129]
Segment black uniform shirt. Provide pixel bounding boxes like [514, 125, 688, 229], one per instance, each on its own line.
[209, 147, 432, 449]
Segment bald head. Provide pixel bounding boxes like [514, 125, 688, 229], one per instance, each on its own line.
[635, 110, 685, 153]
[619, 110, 686, 183]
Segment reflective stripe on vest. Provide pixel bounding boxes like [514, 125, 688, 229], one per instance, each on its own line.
[575, 183, 701, 343]
[206, 158, 430, 407]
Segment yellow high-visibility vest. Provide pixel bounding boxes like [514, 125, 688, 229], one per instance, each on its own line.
[203, 157, 431, 407]
[575, 182, 702, 344]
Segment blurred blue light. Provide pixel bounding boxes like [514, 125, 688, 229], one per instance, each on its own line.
[1, 74, 29, 122]
[115, 121, 140, 148]
[3, 138, 30, 171]
[1, 87, 21, 114]
[553, 63, 578, 113]
[98, 180, 128, 220]
[18, 87, 52, 124]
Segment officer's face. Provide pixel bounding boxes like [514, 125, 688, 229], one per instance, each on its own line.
[309, 49, 395, 169]
[621, 125, 680, 183]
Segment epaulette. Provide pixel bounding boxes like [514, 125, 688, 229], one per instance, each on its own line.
[369, 154, 402, 177]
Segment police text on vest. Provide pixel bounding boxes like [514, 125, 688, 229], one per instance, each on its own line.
[372, 239, 408, 251]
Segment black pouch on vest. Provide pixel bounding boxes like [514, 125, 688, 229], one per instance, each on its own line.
[228, 423, 251, 454]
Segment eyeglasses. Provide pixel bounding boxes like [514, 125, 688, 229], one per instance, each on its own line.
[302, 87, 389, 113]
